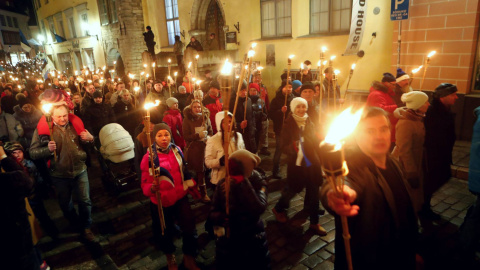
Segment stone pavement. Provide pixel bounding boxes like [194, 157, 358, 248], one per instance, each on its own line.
[36, 139, 479, 270]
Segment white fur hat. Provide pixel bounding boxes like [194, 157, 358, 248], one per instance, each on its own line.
[166, 97, 178, 108]
[401, 91, 428, 110]
[215, 111, 233, 132]
[289, 97, 308, 113]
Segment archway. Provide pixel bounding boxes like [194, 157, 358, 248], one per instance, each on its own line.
[190, 0, 226, 49]
[107, 48, 125, 77]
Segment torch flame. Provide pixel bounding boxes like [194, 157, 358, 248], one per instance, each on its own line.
[188, 62, 192, 68]
[144, 100, 160, 110]
[317, 60, 321, 66]
[334, 69, 340, 75]
[152, 62, 155, 67]
[141, 71, 145, 75]
[174, 71, 178, 76]
[168, 59, 171, 63]
[251, 42, 257, 48]
[322, 46, 327, 52]
[289, 55, 295, 59]
[42, 103, 53, 114]
[221, 59, 233, 75]
[427, 51, 436, 58]
[325, 107, 364, 145]
[351, 64, 356, 70]
[195, 55, 199, 59]
[330, 55, 336, 61]
[143, 64, 147, 68]
[323, 61, 328, 65]
[257, 66, 264, 71]
[134, 86, 140, 92]
[301, 63, 304, 69]
[248, 50, 255, 57]
[412, 65, 423, 74]
[196, 80, 202, 85]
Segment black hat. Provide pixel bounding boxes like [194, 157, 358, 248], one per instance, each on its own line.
[210, 80, 220, 90]
[434, 83, 457, 98]
[300, 82, 316, 94]
[153, 123, 173, 139]
[381, 73, 396, 83]
[304, 60, 312, 66]
[93, 91, 103, 99]
[16, 93, 29, 107]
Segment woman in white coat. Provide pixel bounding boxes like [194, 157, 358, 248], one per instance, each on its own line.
[205, 111, 245, 185]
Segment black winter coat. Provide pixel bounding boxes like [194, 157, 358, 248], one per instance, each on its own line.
[320, 149, 418, 270]
[13, 105, 42, 146]
[229, 95, 256, 153]
[0, 157, 34, 266]
[209, 170, 270, 269]
[268, 88, 293, 134]
[424, 98, 456, 193]
[113, 100, 141, 137]
[83, 102, 116, 137]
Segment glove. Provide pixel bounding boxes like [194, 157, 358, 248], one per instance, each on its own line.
[198, 130, 208, 139]
[219, 155, 225, 166]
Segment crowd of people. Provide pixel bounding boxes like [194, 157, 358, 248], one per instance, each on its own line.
[1, 54, 478, 270]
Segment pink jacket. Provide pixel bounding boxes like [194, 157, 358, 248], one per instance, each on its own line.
[163, 109, 186, 149]
[366, 81, 399, 142]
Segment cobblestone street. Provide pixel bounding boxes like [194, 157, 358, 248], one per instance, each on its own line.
[37, 140, 479, 270]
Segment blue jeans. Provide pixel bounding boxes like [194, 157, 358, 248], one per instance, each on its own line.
[51, 170, 92, 229]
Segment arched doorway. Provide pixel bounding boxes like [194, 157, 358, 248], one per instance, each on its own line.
[107, 48, 125, 78]
[205, 0, 225, 50]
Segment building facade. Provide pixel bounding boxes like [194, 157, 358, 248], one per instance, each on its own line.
[34, 0, 106, 74]
[0, 0, 32, 65]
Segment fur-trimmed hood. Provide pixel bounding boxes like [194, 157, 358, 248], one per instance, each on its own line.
[183, 103, 210, 121]
[370, 81, 390, 94]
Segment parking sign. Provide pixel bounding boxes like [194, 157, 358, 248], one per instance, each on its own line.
[391, 0, 409, 20]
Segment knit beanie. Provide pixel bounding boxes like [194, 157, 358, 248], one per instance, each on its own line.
[228, 149, 261, 178]
[178, 85, 187, 93]
[401, 91, 429, 110]
[249, 83, 260, 92]
[396, 68, 410, 82]
[16, 93, 29, 107]
[300, 82, 316, 94]
[153, 123, 172, 138]
[210, 80, 220, 90]
[381, 73, 396, 83]
[434, 83, 457, 98]
[166, 97, 178, 108]
[290, 97, 308, 112]
[193, 90, 203, 100]
[215, 111, 233, 133]
[93, 91, 103, 99]
[292, 80, 302, 90]
[4, 141, 24, 154]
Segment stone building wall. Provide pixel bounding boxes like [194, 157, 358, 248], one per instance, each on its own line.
[100, 0, 146, 76]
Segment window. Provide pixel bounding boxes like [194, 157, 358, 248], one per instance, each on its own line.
[310, 0, 351, 34]
[98, 0, 109, 25]
[68, 17, 76, 38]
[110, 0, 118, 23]
[2, 30, 20, 45]
[6, 16, 12, 27]
[261, 0, 291, 38]
[0, 15, 6, 26]
[165, 0, 180, 45]
[58, 20, 65, 37]
[80, 13, 88, 36]
[12, 17, 18, 28]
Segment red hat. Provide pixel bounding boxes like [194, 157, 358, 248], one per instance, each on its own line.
[249, 83, 260, 92]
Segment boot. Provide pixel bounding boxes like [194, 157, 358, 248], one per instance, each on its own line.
[199, 184, 211, 203]
[183, 254, 200, 270]
[166, 254, 178, 270]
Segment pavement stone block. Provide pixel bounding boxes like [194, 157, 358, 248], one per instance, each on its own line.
[443, 196, 460, 205]
[286, 251, 309, 265]
[450, 217, 464, 227]
[441, 208, 460, 219]
[320, 230, 336, 243]
[291, 264, 310, 270]
[456, 167, 469, 180]
[325, 242, 335, 254]
[304, 238, 328, 255]
[322, 220, 336, 232]
[312, 260, 334, 270]
[317, 250, 333, 260]
[451, 201, 470, 211]
[302, 253, 324, 268]
[432, 202, 450, 213]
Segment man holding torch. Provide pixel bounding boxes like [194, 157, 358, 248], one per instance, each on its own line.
[320, 107, 418, 270]
[30, 103, 96, 242]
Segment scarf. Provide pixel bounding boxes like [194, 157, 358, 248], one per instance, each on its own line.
[36, 114, 85, 136]
[295, 126, 312, 167]
[292, 113, 308, 129]
[151, 143, 185, 186]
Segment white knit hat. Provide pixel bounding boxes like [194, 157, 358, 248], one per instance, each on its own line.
[215, 111, 233, 132]
[290, 97, 308, 113]
[166, 97, 178, 108]
[401, 91, 428, 110]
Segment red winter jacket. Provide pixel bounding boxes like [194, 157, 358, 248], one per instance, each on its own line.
[163, 109, 186, 149]
[366, 81, 398, 142]
[203, 94, 223, 134]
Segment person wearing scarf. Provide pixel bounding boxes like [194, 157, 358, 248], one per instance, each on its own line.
[272, 97, 327, 236]
[140, 123, 200, 270]
[163, 97, 186, 149]
[392, 91, 430, 213]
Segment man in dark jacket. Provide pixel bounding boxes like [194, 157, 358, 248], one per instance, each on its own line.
[30, 104, 96, 242]
[230, 80, 256, 153]
[268, 80, 293, 178]
[143, 26, 156, 60]
[1, 87, 17, 114]
[83, 91, 116, 138]
[321, 107, 418, 270]
[423, 83, 458, 219]
[80, 82, 95, 116]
